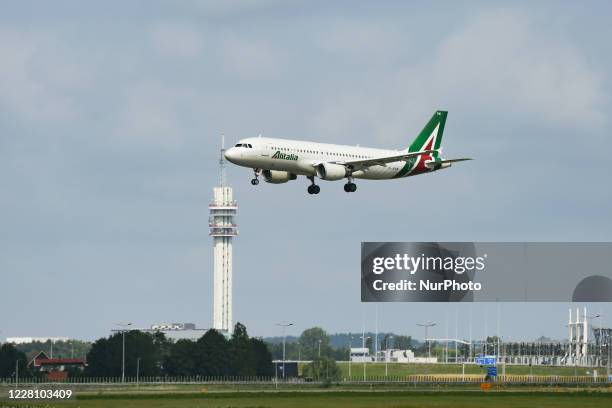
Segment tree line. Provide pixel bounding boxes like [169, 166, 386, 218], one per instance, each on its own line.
[86, 322, 272, 378]
[11, 340, 91, 361]
[0, 323, 272, 379]
[265, 327, 415, 360]
[0, 343, 29, 378]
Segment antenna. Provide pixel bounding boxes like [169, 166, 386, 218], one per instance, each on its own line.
[219, 134, 227, 186]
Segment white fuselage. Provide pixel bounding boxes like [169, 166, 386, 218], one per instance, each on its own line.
[224, 137, 410, 180]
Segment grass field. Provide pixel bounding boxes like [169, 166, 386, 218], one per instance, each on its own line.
[331, 362, 593, 378]
[5, 391, 611, 408]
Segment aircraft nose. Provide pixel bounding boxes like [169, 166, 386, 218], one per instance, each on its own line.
[224, 147, 238, 163]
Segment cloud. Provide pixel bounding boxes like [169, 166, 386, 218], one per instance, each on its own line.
[186, 0, 288, 17]
[1, 2, 611, 341]
[114, 81, 191, 148]
[310, 8, 606, 145]
[431, 8, 605, 129]
[221, 36, 284, 79]
[0, 27, 89, 123]
[150, 21, 204, 59]
[314, 19, 405, 60]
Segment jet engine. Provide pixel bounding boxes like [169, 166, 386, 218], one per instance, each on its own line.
[315, 163, 347, 181]
[262, 170, 297, 184]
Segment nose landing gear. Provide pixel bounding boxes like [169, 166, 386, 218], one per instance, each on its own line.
[251, 169, 260, 185]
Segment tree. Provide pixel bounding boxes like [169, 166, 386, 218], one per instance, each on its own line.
[267, 341, 300, 360]
[86, 331, 164, 377]
[332, 345, 349, 361]
[298, 327, 330, 360]
[394, 335, 413, 350]
[229, 323, 256, 376]
[0, 343, 29, 378]
[82, 324, 271, 379]
[302, 357, 341, 382]
[196, 329, 230, 377]
[14, 340, 91, 361]
[152, 331, 172, 371]
[250, 337, 273, 377]
[164, 340, 198, 376]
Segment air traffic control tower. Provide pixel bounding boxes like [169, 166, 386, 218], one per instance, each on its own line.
[209, 139, 238, 334]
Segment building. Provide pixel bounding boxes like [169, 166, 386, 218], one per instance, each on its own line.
[376, 349, 438, 363]
[28, 351, 86, 380]
[380, 349, 415, 363]
[349, 347, 372, 362]
[6, 337, 69, 345]
[111, 323, 208, 341]
[209, 139, 238, 334]
[273, 361, 299, 378]
[151, 323, 196, 331]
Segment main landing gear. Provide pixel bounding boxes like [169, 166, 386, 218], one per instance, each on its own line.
[251, 169, 260, 185]
[307, 176, 320, 195]
[344, 180, 357, 193]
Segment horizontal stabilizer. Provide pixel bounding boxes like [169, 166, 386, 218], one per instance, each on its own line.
[435, 158, 472, 164]
[341, 149, 437, 168]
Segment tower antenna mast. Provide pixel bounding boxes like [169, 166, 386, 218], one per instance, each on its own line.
[219, 134, 227, 187]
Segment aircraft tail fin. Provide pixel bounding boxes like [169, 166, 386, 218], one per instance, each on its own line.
[407, 111, 447, 159]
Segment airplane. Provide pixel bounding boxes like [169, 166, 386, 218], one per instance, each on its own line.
[223, 110, 471, 194]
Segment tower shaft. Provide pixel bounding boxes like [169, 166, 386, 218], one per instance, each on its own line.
[209, 184, 238, 333]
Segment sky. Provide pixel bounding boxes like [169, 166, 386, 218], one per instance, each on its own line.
[1, 0, 611, 343]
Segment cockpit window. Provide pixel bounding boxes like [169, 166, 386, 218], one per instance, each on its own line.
[247, 144, 252, 148]
[235, 143, 243, 147]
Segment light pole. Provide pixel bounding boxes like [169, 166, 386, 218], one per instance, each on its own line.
[318, 339, 322, 358]
[136, 357, 141, 387]
[348, 336, 352, 379]
[364, 335, 371, 381]
[417, 321, 436, 360]
[117, 322, 133, 383]
[15, 360, 19, 387]
[276, 322, 293, 380]
[607, 337, 610, 377]
[385, 335, 393, 377]
[349, 335, 358, 379]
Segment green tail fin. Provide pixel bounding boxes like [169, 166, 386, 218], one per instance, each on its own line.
[408, 111, 447, 158]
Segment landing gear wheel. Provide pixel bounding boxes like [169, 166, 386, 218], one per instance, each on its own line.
[251, 169, 260, 186]
[307, 176, 320, 195]
[307, 185, 321, 194]
[344, 182, 357, 192]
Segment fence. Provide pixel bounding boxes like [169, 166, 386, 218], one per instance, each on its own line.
[1, 375, 610, 386]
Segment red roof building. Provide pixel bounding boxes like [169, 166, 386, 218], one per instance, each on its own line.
[28, 351, 87, 380]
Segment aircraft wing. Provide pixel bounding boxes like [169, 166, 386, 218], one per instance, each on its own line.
[339, 150, 437, 168]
